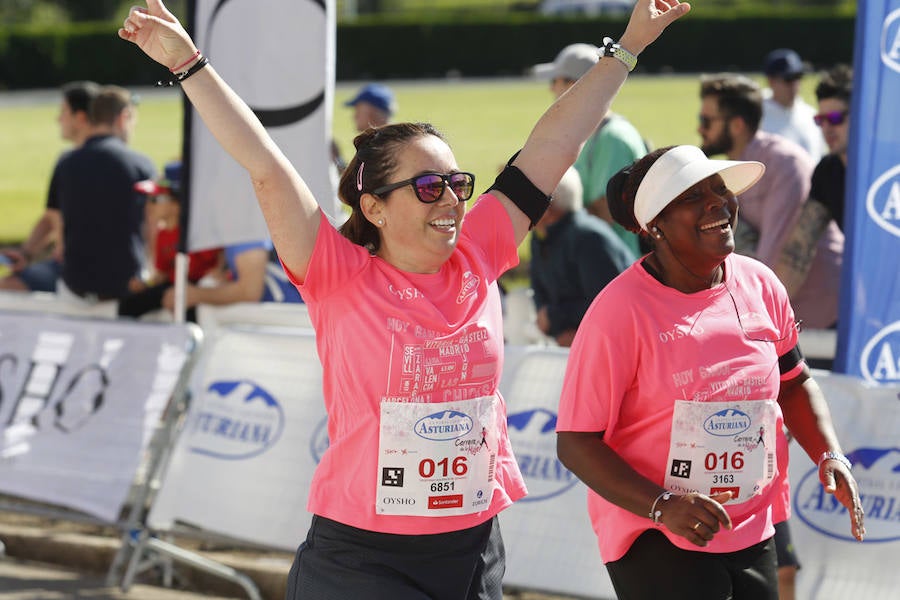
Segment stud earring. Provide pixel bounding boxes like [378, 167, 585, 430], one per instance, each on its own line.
[377, 219, 384, 226]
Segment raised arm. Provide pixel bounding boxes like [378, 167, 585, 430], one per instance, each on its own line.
[119, 0, 320, 281]
[496, 0, 690, 244]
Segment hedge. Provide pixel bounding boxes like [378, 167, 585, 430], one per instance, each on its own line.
[0, 14, 855, 90]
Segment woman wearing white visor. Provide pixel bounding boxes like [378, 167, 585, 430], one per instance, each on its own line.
[556, 145, 865, 599]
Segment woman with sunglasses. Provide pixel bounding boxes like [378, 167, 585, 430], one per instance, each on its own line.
[556, 145, 865, 600]
[119, 1, 688, 597]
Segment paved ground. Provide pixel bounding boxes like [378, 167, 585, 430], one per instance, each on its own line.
[0, 510, 580, 600]
[0, 558, 236, 600]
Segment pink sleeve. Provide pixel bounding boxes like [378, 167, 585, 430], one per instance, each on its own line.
[557, 291, 638, 433]
[294, 212, 369, 302]
[462, 193, 520, 279]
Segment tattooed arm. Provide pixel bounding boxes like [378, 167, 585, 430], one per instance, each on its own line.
[773, 200, 833, 296]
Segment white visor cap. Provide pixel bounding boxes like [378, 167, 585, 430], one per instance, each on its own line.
[633, 145, 765, 232]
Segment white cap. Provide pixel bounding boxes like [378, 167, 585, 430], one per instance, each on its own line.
[532, 43, 599, 81]
[634, 146, 765, 232]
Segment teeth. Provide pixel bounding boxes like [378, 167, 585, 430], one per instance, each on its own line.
[431, 219, 455, 227]
[701, 218, 729, 231]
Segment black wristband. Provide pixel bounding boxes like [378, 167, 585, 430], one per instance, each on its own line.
[156, 56, 209, 87]
[489, 152, 551, 228]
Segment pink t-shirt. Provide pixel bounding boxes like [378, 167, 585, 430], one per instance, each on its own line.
[293, 194, 527, 535]
[557, 253, 800, 562]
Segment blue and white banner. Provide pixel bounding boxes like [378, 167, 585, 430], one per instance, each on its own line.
[184, 0, 338, 252]
[835, 1, 900, 381]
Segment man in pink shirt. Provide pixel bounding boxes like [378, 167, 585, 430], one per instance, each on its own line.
[698, 74, 843, 329]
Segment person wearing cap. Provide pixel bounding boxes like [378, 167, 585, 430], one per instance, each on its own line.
[120, 160, 303, 320]
[556, 145, 865, 600]
[530, 167, 635, 347]
[345, 82, 397, 132]
[331, 83, 397, 183]
[1, 81, 99, 293]
[698, 73, 842, 329]
[533, 42, 648, 258]
[759, 48, 825, 160]
[120, 0, 688, 596]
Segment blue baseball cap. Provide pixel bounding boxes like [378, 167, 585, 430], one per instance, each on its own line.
[344, 83, 397, 116]
[763, 49, 806, 79]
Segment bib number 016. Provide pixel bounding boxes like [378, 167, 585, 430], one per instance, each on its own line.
[705, 451, 744, 471]
[418, 456, 468, 478]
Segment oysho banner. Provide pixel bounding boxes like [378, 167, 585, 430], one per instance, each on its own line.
[0, 312, 193, 521]
[836, 1, 900, 381]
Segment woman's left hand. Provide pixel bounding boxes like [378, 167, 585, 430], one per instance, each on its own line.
[619, 0, 692, 56]
[820, 458, 866, 541]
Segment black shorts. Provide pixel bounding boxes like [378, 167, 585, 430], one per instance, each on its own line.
[773, 520, 801, 569]
[605, 529, 778, 600]
[285, 514, 505, 600]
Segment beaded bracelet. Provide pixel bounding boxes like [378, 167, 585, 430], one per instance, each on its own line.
[599, 37, 637, 72]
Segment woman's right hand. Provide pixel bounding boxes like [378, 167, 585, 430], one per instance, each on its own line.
[661, 491, 733, 547]
[118, 0, 198, 72]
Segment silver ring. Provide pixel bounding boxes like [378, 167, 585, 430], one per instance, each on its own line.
[693, 521, 702, 531]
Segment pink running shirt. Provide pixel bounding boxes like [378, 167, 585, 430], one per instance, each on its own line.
[557, 253, 801, 562]
[292, 194, 527, 535]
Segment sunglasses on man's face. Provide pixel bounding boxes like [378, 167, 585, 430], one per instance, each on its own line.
[373, 172, 476, 204]
[813, 110, 849, 127]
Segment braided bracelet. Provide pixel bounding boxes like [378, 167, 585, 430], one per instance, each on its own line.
[156, 56, 209, 87]
[599, 37, 637, 72]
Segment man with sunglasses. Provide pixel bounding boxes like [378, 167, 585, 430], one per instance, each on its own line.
[697, 73, 842, 331]
[774, 65, 852, 331]
[759, 49, 826, 160]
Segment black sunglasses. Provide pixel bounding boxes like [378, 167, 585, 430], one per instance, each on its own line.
[373, 171, 476, 204]
[813, 110, 849, 126]
[698, 114, 727, 130]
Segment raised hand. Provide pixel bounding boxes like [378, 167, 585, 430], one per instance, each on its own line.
[620, 0, 691, 56]
[118, 0, 198, 71]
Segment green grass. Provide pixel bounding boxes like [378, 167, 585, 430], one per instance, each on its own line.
[1, 74, 821, 245]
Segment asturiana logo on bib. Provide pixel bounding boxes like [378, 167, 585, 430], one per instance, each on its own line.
[703, 408, 751, 437]
[415, 410, 473, 441]
[866, 163, 900, 238]
[188, 380, 285, 460]
[860, 321, 900, 384]
[882, 8, 900, 73]
[507, 408, 579, 501]
[795, 447, 900, 542]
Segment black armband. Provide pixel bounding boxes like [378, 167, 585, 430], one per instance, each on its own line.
[488, 151, 551, 228]
[778, 344, 804, 375]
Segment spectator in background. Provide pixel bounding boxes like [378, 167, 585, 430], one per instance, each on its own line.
[119, 160, 302, 320]
[530, 167, 634, 347]
[55, 84, 156, 312]
[698, 73, 842, 329]
[333, 83, 398, 172]
[0, 81, 99, 292]
[774, 65, 852, 315]
[533, 43, 649, 258]
[118, 161, 222, 319]
[759, 48, 826, 160]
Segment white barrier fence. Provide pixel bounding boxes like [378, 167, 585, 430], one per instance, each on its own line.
[1, 294, 898, 599]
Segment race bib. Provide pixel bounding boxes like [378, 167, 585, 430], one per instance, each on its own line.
[664, 400, 779, 504]
[376, 396, 499, 517]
